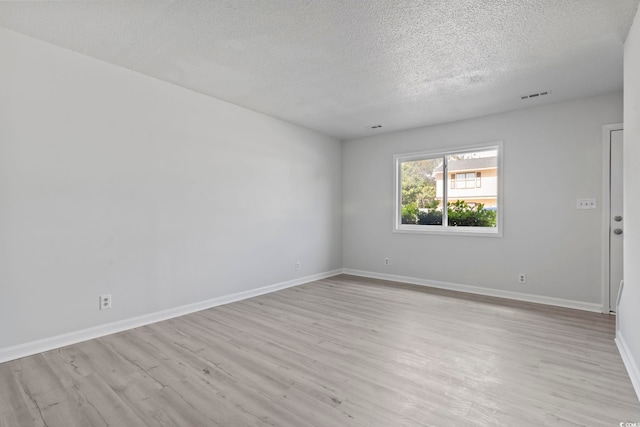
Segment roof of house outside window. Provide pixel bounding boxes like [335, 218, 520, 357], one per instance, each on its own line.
[434, 156, 497, 173]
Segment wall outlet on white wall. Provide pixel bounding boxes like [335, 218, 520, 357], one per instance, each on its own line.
[295, 261, 301, 271]
[99, 294, 112, 310]
[518, 274, 527, 284]
[384, 257, 390, 265]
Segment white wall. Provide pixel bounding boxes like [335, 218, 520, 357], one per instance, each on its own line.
[0, 28, 342, 351]
[343, 93, 622, 307]
[619, 6, 640, 397]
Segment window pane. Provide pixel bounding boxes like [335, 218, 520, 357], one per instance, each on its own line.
[446, 149, 498, 227]
[400, 158, 441, 224]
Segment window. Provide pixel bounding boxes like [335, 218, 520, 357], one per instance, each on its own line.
[394, 142, 502, 236]
[451, 172, 481, 189]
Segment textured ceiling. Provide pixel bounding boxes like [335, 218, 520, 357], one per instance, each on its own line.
[1, 0, 638, 140]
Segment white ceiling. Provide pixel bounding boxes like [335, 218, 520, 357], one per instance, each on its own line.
[1, 1, 638, 140]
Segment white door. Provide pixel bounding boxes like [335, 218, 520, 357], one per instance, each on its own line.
[610, 129, 624, 312]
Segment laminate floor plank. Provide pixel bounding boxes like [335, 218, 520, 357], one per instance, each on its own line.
[198, 303, 460, 424]
[1, 274, 638, 426]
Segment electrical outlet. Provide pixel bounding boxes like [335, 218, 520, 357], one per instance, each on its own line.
[384, 258, 390, 265]
[295, 261, 301, 271]
[99, 294, 112, 310]
[518, 274, 526, 284]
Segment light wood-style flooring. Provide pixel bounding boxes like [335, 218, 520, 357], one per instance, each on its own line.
[1, 275, 639, 426]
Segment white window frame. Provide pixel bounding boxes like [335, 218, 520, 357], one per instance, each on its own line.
[393, 141, 503, 237]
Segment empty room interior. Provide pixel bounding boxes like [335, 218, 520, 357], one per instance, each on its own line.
[2, 1, 640, 425]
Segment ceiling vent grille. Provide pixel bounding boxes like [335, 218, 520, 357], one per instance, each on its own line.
[521, 91, 550, 100]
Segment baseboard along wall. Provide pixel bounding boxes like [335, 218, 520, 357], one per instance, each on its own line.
[617, 331, 640, 403]
[341, 269, 603, 312]
[0, 269, 343, 364]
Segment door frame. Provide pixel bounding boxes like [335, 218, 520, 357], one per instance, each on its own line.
[601, 123, 623, 313]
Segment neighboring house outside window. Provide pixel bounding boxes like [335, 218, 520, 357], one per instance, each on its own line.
[434, 155, 497, 209]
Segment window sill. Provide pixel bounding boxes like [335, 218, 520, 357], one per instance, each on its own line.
[394, 225, 502, 237]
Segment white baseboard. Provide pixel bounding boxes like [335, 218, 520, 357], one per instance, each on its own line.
[616, 331, 640, 403]
[0, 268, 605, 365]
[0, 269, 343, 364]
[342, 269, 602, 313]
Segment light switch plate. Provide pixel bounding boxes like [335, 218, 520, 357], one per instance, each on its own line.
[577, 198, 596, 209]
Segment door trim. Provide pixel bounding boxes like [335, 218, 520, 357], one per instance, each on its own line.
[602, 123, 623, 313]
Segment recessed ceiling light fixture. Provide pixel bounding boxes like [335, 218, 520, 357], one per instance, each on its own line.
[520, 91, 550, 100]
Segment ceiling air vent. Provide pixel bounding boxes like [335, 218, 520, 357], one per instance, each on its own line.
[521, 91, 550, 100]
